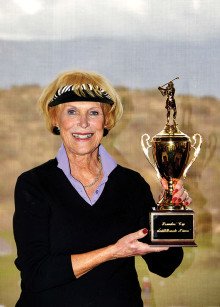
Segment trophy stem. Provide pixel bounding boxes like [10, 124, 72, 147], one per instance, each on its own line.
[168, 177, 173, 195]
[158, 177, 183, 210]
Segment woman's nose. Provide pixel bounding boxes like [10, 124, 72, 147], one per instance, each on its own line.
[78, 114, 89, 128]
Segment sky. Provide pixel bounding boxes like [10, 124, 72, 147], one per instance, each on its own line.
[1, 0, 220, 41]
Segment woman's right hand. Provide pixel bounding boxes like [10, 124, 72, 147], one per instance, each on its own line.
[70, 228, 169, 278]
[112, 229, 169, 259]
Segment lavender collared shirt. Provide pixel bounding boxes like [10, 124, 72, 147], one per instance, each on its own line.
[56, 143, 117, 205]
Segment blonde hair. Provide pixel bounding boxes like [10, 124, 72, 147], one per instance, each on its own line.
[38, 70, 123, 135]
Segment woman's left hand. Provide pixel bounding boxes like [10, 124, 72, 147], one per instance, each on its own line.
[160, 178, 192, 206]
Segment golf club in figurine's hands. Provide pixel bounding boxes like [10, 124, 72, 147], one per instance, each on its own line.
[141, 78, 202, 246]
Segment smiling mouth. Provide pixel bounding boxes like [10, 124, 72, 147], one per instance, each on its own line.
[72, 133, 93, 140]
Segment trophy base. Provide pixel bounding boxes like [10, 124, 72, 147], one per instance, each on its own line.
[149, 208, 197, 247]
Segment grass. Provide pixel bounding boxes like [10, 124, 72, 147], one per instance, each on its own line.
[0, 255, 20, 307]
[136, 233, 220, 307]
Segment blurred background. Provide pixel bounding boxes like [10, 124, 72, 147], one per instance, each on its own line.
[0, 1, 220, 306]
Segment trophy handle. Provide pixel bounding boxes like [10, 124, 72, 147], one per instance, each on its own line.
[183, 133, 202, 179]
[141, 133, 160, 179]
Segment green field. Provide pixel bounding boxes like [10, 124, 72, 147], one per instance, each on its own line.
[136, 233, 220, 307]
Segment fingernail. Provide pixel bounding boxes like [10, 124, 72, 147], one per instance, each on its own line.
[178, 198, 182, 203]
[172, 197, 177, 202]
[173, 189, 178, 194]
[143, 228, 148, 234]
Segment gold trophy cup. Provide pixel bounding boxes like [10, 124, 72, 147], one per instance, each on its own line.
[141, 78, 202, 246]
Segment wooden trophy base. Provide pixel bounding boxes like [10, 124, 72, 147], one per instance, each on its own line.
[149, 208, 197, 247]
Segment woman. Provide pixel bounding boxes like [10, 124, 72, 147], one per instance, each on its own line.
[13, 70, 191, 307]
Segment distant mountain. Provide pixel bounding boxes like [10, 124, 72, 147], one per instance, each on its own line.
[0, 38, 219, 98]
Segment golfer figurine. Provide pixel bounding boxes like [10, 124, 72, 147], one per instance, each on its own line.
[158, 77, 179, 126]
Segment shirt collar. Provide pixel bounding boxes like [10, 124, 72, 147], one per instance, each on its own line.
[56, 143, 117, 179]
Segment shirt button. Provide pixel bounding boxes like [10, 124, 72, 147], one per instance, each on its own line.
[95, 190, 99, 194]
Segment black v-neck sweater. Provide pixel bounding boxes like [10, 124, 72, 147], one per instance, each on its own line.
[13, 159, 183, 307]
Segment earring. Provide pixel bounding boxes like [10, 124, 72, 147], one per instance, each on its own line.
[103, 128, 109, 137]
[53, 126, 60, 135]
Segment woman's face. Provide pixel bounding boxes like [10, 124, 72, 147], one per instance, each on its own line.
[56, 101, 106, 157]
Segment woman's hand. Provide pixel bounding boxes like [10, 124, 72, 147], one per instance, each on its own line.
[160, 178, 192, 206]
[112, 229, 169, 259]
[71, 229, 168, 278]
[172, 179, 192, 206]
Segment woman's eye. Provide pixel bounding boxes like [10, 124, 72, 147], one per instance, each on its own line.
[68, 109, 76, 115]
[90, 110, 99, 116]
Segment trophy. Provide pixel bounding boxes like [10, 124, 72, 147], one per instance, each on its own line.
[141, 78, 202, 246]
